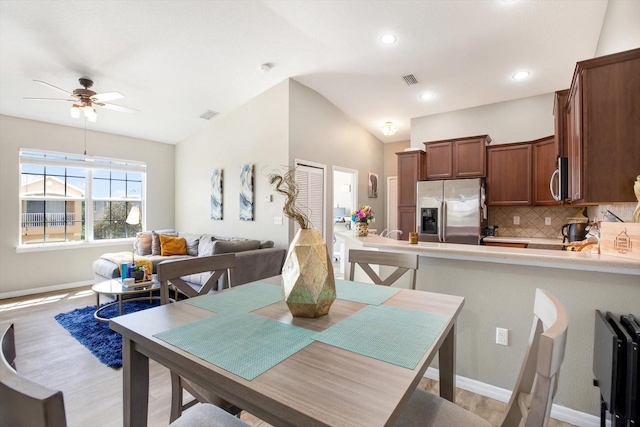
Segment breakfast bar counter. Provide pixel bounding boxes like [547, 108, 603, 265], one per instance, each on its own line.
[336, 232, 639, 276]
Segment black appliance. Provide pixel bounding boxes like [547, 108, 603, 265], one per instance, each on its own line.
[561, 222, 590, 243]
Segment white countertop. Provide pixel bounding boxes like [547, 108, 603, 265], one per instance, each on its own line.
[483, 236, 565, 246]
[336, 232, 639, 276]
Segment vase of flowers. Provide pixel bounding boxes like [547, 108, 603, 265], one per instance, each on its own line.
[269, 167, 336, 318]
[352, 206, 374, 237]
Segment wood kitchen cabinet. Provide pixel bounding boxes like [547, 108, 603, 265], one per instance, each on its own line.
[566, 48, 640, 204]
[532, 136, 560, 205]
[486, 142, 532, 206]
[423, 135, 491, 179]
[396, 150, 426, 240]
[553, 89, 569, 158]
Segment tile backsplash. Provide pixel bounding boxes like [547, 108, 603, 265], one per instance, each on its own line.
[488, 203, 637, 239]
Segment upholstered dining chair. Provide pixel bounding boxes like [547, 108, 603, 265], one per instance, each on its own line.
[158, 253, 237, 304]
[0, 323, 248, 427]
[397, 288, 569, 427]
[348, 249, 419, 289]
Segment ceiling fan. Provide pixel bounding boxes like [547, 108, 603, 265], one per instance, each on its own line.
[24, 78, 140, 122]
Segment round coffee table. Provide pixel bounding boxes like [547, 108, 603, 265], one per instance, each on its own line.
[92, 278, 163, 322]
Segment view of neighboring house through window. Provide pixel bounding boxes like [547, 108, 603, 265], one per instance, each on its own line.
[19, 150, 145, 246]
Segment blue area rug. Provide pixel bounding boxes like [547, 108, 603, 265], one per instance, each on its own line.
[55, 299, 162, 369]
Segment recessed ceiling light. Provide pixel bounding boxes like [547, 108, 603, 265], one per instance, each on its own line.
[380, 33, 397, 45]
[512, 71, 530, 80]
[420, 92, 434, 100]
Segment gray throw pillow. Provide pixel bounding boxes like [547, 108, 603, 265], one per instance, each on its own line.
[151, 230, 178, 255]
[211, 239, 261, 254]
[198, 235, 216, 256]
[178, 232, 200, 257]
[134, 231, 152, 256]
[259, 240, 274, 249]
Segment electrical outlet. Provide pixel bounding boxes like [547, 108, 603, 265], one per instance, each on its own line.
[545, 217, 552, 226]
[264, 194, 272, 203]
[496, 327, 509, 346]
[513, 216, 520, 225]
[274, 216, 283, 225]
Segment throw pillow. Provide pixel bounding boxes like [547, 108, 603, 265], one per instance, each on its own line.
[152, 230, 178, 255]
[259, 240, 274, 249]
[178, 232, 200, 257]
[159, 235, 188, 256]
[211, 239, 260, 254]
[134, 231, 152, 256]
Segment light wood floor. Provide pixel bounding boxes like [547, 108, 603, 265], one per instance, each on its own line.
[0, 286, 575, 427]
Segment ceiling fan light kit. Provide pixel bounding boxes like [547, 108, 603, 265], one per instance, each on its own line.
[26, 78, 138, 122]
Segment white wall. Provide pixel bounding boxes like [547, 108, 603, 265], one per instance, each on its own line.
[411, 93, 555, 147]
[288, 79, 385, 239]
[174, 81, 290, 249]
[0, 115, 175, 296]
[595, 0, 640, 56]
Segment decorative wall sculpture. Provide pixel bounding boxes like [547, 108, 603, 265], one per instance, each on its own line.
[210, 168, 223, 220]
[239, 164, 254, 221]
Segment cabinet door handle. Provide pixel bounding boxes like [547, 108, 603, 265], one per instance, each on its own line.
[550, 169, 560, 201]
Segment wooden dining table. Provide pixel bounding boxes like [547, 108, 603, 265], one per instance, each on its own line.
[109, 276, 464, 427]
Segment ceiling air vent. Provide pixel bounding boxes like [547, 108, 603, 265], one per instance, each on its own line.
[199, 110, 220, 120]
[402, 74, 418, 86]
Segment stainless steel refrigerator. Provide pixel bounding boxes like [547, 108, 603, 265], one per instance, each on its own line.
[416, 178, 487, 244]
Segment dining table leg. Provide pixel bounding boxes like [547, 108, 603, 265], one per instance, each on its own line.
[123, 337, 149, 427]
[438, 321, 456, 403]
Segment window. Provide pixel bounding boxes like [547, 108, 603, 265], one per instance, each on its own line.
[19, 149, 146, 246]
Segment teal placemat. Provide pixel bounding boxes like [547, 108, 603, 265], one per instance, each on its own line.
[314, 305, 449, 369]
[154, 312, 317, 380]
[335, 279, 402, 305]
[187, 282, 282, 313]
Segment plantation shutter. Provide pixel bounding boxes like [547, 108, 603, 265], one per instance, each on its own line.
[295, 164, 324, 238]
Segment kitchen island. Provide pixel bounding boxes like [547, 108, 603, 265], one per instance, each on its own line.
[335, 231, 639, 424]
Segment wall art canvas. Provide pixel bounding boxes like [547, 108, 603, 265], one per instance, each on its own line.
[239, 164, 254, 221]
[210, 168, 223, 220]
[368, 172, 378, 198]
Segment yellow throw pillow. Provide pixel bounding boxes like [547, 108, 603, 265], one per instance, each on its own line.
[160, 235, 188, 256]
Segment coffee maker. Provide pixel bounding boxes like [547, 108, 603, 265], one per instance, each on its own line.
[561, 223, 590, 243]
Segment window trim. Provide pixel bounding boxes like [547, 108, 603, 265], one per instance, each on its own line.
[18, 148, 146, 249]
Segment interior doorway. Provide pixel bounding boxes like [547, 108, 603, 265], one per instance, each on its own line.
[387, 176, 398, 232]
[332, 166, 358, 277]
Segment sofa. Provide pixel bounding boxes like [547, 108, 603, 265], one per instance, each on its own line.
[93, 229, 286, 292]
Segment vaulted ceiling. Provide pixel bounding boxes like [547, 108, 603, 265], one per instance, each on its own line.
[0, 1, 608, 144]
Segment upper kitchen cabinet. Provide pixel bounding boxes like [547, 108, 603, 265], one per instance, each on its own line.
[397, 150, 426, 240]
[486, 142, 532, 206]
[553, 89, 569, 158]
[566, 48, 640, 204]
[423, 135, 491, 179]
[532, 136, 560, 205]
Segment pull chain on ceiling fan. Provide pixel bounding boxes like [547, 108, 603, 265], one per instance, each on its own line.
[24, 78, 140, 122]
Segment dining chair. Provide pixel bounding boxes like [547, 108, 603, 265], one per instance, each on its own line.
[158, 253, 237, 303]
[157, 254, 243, 423]
[348, 249, 419, 289]
[1, 322, 67, 427]
[397, 288, 569, 427]
[0, 322, 247, 427]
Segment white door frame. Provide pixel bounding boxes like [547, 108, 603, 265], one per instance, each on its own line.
[332, 165, 358, 276]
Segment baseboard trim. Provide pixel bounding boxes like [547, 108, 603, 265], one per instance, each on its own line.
[0, 280, 92, 300]
[424, 367, 608, 427]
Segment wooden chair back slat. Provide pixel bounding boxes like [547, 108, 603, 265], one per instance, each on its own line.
[348, 250, 418, 289]
[157, 254, 236, 304]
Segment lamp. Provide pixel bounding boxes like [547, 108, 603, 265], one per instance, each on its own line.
[69, 101, 98, 122]
[126, 206, 141, 263]
[70, 104, 81, 118]
[381, 122, 397, 136]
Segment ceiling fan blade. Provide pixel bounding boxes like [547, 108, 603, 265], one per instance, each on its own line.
[98, 102, 140, 113]
[92, 91, 124, 103]
[24, 97, 76, 102]
[33, 80, 73, 96]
